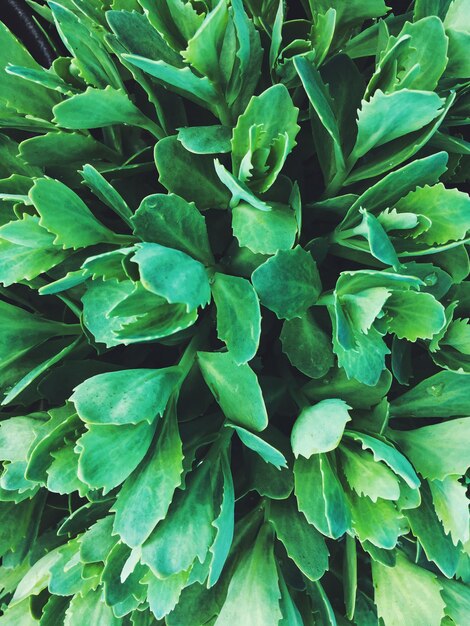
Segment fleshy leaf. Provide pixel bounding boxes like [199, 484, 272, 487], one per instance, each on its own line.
[251, 246, 322, 320]
[71, 368, 180, 425]
[131, 243, 211, 312]
[214, 524, 282, 626]
[212, 272, 261, 364]
[269, 498, 329, 581]
[132, 193, 213, 265]
[29, 178, 119, 249]
[197, 351, 268, 431]
[372, 552, 446, 626]
[291, 399, 351, 458]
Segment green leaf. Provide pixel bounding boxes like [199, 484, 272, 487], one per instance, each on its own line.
[279, 573, 304, 626]
[53, 86, 161, 136]
[429, 475, 470, 546]
[138, 0, 204, 51]
[101, 542, 146, 616]
[63, 588, 121, 626]
[280, 311, 334, 379]
[197, 351, 268, 431]
[141, 460, 218, 577]
[80, 164, 133, 226]
[231, 84, 300, 192]
[312, 0, 388, 29]
[26, 405, 80, 483]
[251, 246, 322, 320]
[19, 131, 116, 167]
[394, 17, 449, 91]
[76, 420, 156, 493]
[372, 552, 446, 626]
[353, 208, 400, 268]
[405, 482, 460, 577]
[0, 215, 66, 286]
[208, 447, 234, 587]
[155, 136, 230, 209]
[49, 1, 122, 89]
[132, 193, 213, 265]
[343, 535, 357, 620]
[294, 453, 351, 539]
[144, 570, 189, 621]
[123, 54, 218, 111]
[352, 90, 444, 160]
[81, 279, 136, 347]
[395, 183, 470, 245]
[341, 151, 449, 229]
[391, 418, 470, 480]
[231, 201, 297, 255]
[1, 336, 80, 407]
[0, 415, 43, 463]
[291, 399, 351, 458]
[0, 22, 59, 119]
[113, 296, 198, 344]
[332, 322, 390, 387]
[440, 578, 470, 626]
[106, 9, 183, 67]
[214, 524, 282, 626]
[112, 407, 184, 547]
[212, 272, 261, 364]
[29, 178, 119, 249]
[226, 424, 287, 469]
[183, 0, 230, 84]
[391, 370, 470, 417]
[340, 445, 401, 502]
[304, 367, 392, 410]
[269, 498, 329, 581]
[294, 55, 345, 175]
[349, 492, 405, 549]
[80, 516, 117, 564]
[344, 432, 420, 489]
[131, 243, 211, 311]
[384, 291, 446, 341]
[177, 125, 231, 154]
[46, 444, 87, 497]
[71, 367, 180, 425]
[11, 546, 62, 603]
[213, 159, 271, 210]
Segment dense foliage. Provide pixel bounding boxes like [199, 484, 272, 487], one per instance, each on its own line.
[0, 0, 470, 624]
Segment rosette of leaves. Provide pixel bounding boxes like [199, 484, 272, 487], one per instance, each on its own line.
[0, 0, 469, 625]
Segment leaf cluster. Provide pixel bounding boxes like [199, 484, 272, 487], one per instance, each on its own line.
[0, 0, 469, 625]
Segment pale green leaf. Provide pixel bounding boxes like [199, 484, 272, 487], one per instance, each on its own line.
[251, 246, 322, 320]
[226, 424, 287, 469]
[280, 311, 334, 379]
[29, 178, 119, 249]
[76, 420, 156, 493]
[384, 290, 446, 341]
[291, 399, 351, 458]
[112, 407, 183, 548]
[71, 367, 180, 425]
[131, 243, 211, 312]
[214, 524, 282, 626]
[198, 351, 268, 431]
[212, 272, 261, 364]
[395, 183, 470, 245]
[391, 418, 470, 480]
[372, 552, 445, 626]
[340, 445, 401, 502]
[294, 453, 351, 539]
[352, 90, 444, 160]
[429, 475, 470, 546]
[269, 498, 329, 581]
[231, 201, 297, 255]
